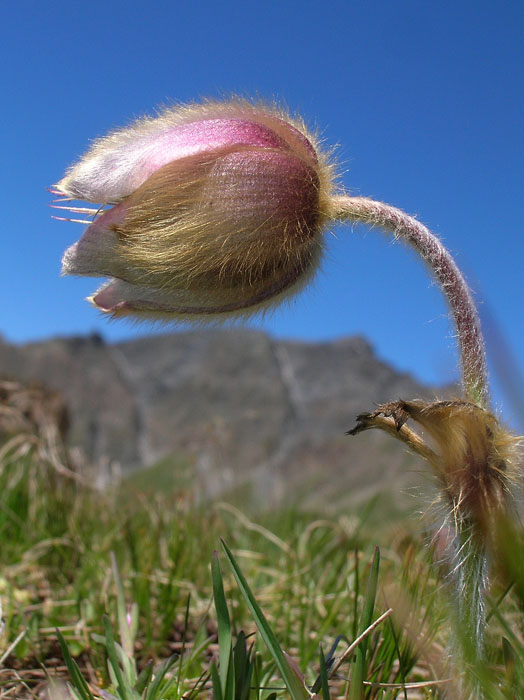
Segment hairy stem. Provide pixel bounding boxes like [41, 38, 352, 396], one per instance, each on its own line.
[451, 516, 487, 697]
[332, 195, 488, 406]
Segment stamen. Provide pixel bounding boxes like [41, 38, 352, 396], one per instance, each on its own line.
[47, 187, 66, 196]
[50, 204, 102, 215]
[51, 215, 93, 225]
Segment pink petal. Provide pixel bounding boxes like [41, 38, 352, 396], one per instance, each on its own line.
[61, 203, 128, 278]
[90, 255, 314, 318]
[91, 279, 230, 316]
[56, 119, 292, 204]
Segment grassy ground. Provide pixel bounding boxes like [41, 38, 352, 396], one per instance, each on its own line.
[0, 426, 523, 698]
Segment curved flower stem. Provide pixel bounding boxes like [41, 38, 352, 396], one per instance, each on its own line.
[332, 195, 489, 407]
[335, 195, 494, 689]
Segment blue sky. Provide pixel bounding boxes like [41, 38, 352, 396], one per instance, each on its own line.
[2, 1, 523, 424]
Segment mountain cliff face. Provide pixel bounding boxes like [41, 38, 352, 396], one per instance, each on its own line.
[0, 329, 438, 507]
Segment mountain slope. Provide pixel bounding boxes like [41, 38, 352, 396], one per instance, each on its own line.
[0, 329, 440, 506]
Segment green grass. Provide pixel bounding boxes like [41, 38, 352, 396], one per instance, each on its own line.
[0, 432, 523, 699]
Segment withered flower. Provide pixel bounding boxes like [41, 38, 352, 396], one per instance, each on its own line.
[349, 399, 521, 535]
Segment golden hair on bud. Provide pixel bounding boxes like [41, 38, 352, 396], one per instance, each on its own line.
[55, 98, 337, 319]
[350, 399, 522, 532]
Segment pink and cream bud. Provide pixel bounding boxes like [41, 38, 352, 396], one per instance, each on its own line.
[54, 100, 334, 318]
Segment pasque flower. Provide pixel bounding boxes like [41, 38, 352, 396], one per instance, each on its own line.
[53, 100, 334, 319]
[54, 96, 519, 528]
[55, 97, 521, 682]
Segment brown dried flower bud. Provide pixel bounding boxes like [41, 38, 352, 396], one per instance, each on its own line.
[349, 399, 521, 532]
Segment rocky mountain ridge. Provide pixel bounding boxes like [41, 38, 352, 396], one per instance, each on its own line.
[0, 329, 440, 506]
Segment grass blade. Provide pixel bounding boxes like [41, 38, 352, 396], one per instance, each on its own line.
[349, 546, 380, 700]
[234, 632, 254, 700]
[134, 660, 153, 694]
[221, 538, 311, 700]
[210, 661, 223, 700]
[144, 654, 179, 700]
[174, 595, 191, 696]
[318, 647, 330, 700]
[212, 550, 233, 696]
[56, 629, 96, 700]
[104, 615, 134, 700]
[111, 551, 135, 660]
[311, 635, 348, 693]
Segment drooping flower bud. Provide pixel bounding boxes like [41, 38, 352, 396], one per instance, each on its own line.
[53, 100, 335, 318]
